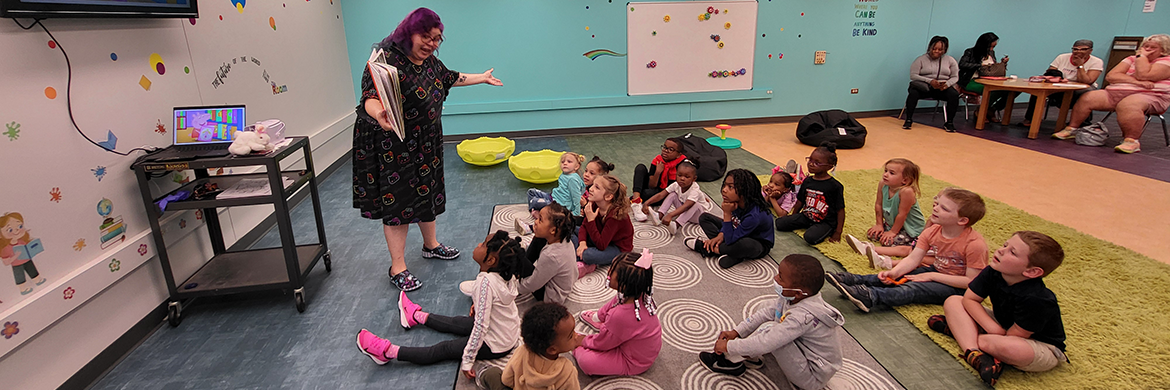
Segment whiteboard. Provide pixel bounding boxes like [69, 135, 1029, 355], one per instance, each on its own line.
[627, 1, 757, 96]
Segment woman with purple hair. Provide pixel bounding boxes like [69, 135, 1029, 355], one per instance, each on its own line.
[353, 7, 503, 291]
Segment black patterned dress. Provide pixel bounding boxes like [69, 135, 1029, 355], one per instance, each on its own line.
[353, 44, 459, 225]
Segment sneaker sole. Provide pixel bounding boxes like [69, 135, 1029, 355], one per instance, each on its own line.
[666, 222, 678, 235]
[513, 219, 528, 235]
[579, 311, 601, 331]
[845, 234, 864, 256]
[356, 330, 389, 365]
[398, 293, 411, 329]
[700, 358, 747, 376]
[1115, 146, 1140, 154]
[421, 250, 459, 260]
[825, 273, 848, 297]
[744, 359, 764, 369]
[648, 210, 660, 225]
[840, 286, 871, 313]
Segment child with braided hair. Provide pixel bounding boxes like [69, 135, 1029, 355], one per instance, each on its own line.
[573, 249, 663, 376]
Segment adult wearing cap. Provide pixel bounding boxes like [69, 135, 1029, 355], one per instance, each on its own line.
[353, 7, 503, 291]
[1021, 39, 1104, 127]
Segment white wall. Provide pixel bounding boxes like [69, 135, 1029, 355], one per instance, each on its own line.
[0, 0, 354, 387]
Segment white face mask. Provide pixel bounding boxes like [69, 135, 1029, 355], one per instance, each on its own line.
[773, 280, 807, 303]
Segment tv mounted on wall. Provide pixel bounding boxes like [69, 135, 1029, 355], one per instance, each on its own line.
[1, 0, 198, 19]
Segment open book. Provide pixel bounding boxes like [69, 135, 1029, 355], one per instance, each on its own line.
[367, 49, 406, 141]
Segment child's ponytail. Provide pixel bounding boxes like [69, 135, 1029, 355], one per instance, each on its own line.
[491, 233, 534, 281]
[588, 156, 615, 174]
[542, 203, 574, 243]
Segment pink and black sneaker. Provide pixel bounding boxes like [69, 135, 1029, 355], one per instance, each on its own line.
[355, 329, 392, 365]
[398, 291, 423, 329]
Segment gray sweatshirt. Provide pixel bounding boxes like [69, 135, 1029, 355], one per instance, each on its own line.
[517, 240, 578, 304]
[727, 293, 844, 390]
[910, 53, 960, 88]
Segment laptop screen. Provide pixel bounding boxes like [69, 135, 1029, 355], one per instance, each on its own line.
[173, 105, 246, 145]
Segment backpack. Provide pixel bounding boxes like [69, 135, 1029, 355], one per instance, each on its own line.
[1075, 122, 1109, 146]
[796, 110, 867, 149]
[676, 133, 728, 182]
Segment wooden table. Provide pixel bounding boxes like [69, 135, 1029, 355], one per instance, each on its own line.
[975, 79, 1089, 138]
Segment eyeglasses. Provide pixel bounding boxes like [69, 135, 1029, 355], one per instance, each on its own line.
[661, 144, 678, 153]
[1071, 47, 1091, 52]
[420, 34, 444, 45]
[805, 157, 834, 168]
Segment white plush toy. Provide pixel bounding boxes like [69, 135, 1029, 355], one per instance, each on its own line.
[228, 131, 273, 156]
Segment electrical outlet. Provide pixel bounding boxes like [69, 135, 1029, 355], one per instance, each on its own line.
[814, 50, 827, 64]
[850, 88, 859, 94]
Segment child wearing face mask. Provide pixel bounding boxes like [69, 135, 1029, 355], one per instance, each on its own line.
[700, 254, 844, 390]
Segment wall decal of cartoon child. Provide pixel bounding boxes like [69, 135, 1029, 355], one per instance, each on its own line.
[1, 213, 46, 295]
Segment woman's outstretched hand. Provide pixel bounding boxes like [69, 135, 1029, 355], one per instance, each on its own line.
[483, 68, 503, 86]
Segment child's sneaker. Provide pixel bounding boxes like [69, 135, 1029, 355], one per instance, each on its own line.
[577, 262, 597, 279]
[1115, 138, 1141, 154]
[631, 203, 648, 222]
[699, 351, 746, 376]
[422, 243, 460, 259]
[665, 220, 679, 235]
[840, 285, 874, 313]
[356, 329, 392, 365]
[927, 315, 953, 337]
[579, 310, 603, 330]
[743, 357, 765, 369]
[963, 349, 1004, 387]
[845, 234, 871, 256]
[647, 208, 661, 226]
[784, 159, 799, 175]
[458, 280, 475, 296]
[866, 247, 893, 270]
[514, 219, 533, 236]
[398, 291, 423, 329]
[825, 271, 863, 287]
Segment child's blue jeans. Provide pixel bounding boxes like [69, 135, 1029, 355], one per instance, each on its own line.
[527, 189, 553, 211]
[855, 266, 965, 306]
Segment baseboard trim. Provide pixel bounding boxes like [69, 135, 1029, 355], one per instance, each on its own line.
[70, 151, 351, 390]
[443, 109, 901, 141]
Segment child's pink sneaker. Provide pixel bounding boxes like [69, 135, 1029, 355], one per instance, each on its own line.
[398, 291, 422, 329]
[356, 329, 392, 365]
[579, 310, 603, 330]
[577, 262, 597, 279]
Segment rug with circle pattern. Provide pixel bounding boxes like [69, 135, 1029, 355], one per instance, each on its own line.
[453, 204, 903, 390]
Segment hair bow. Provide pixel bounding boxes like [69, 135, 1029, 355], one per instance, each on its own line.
[635, 248, 653, 269]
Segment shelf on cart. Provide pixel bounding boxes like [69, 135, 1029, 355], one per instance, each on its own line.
[177, 244, 325, 297]
[154, 170, 314, 212]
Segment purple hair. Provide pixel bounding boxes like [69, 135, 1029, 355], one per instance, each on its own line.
[378, 7, 443, 53]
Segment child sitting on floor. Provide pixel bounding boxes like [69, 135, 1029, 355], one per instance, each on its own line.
[700, 254, 844, 390]
[685, 168, 775, 269]
[479, 302, 584, 390]
[356, 231, 534, 379]
[574, 250, 662, 376]
[522, 153, 586, 232]
[763, 166, 798, 217]
[631, 137, 687, 217]
[576, 156, 614, 228]
[516, 203, 578, 304]
[775, 142, 846, 245]
[639, 159, 709, 235]
[846, 158, 928, 269]
[931, 231, 1068, 387]
[826, 187, 987, 313]
[576, 175, 633, 277]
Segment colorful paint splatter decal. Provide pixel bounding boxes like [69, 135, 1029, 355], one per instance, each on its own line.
[74, 238, 86, 251]
[92, 166, 107, 181]
[49, 187, 62, 202]
[4, 122, 19, 141]
[155, 120, 167, 134]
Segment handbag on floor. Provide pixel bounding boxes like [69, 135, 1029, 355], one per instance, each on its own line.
[796, 109, 867, 149]
[1074, 122, 1109, 146]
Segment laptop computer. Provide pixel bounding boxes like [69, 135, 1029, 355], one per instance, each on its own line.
[147, 105, 246, 161]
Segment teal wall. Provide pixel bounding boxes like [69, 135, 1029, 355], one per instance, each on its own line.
[341, 0, 1168, 136]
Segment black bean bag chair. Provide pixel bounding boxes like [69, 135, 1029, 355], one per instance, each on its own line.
[676, 133, 727, 182]
[796, 109, 867, 149]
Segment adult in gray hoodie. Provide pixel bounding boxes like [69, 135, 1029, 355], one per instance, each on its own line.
[905, 36, 961, 132]
[706, 255, 844, 389]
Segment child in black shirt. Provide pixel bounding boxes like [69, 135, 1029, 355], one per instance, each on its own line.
[775, 142, 845, 245]
[930, 231, 1067, 387]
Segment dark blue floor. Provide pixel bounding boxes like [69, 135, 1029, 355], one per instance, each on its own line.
[93, 138, 568, 390]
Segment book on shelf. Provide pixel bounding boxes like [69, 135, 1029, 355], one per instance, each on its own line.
[367, 48, 406, 141]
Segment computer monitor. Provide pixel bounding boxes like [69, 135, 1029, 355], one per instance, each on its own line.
[173, 105, 246, 145]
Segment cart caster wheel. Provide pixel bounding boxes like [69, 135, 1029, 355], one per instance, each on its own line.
[324, 251, 332, 273]
[294, 289, 306, 313]
[167, 302, 182, 327]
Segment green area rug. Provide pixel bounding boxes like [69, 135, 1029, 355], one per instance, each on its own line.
[813, 169, 1170, 390]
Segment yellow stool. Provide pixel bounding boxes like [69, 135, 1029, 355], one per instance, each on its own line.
[509, 150, 565, 184]
[456, 136, 515, 166]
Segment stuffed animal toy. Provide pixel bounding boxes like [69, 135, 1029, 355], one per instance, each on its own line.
[228, 131, 273, 156]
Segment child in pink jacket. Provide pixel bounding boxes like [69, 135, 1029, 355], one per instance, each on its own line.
[574, 250, 662, 376]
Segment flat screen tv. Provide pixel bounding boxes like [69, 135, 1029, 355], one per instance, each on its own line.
[1, 0, 198, 18]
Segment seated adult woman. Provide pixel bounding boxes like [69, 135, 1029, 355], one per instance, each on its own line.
[905, 36, 960, 132]
[1053, 34, 1170, 154]
[959, 32, 1010, 123]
